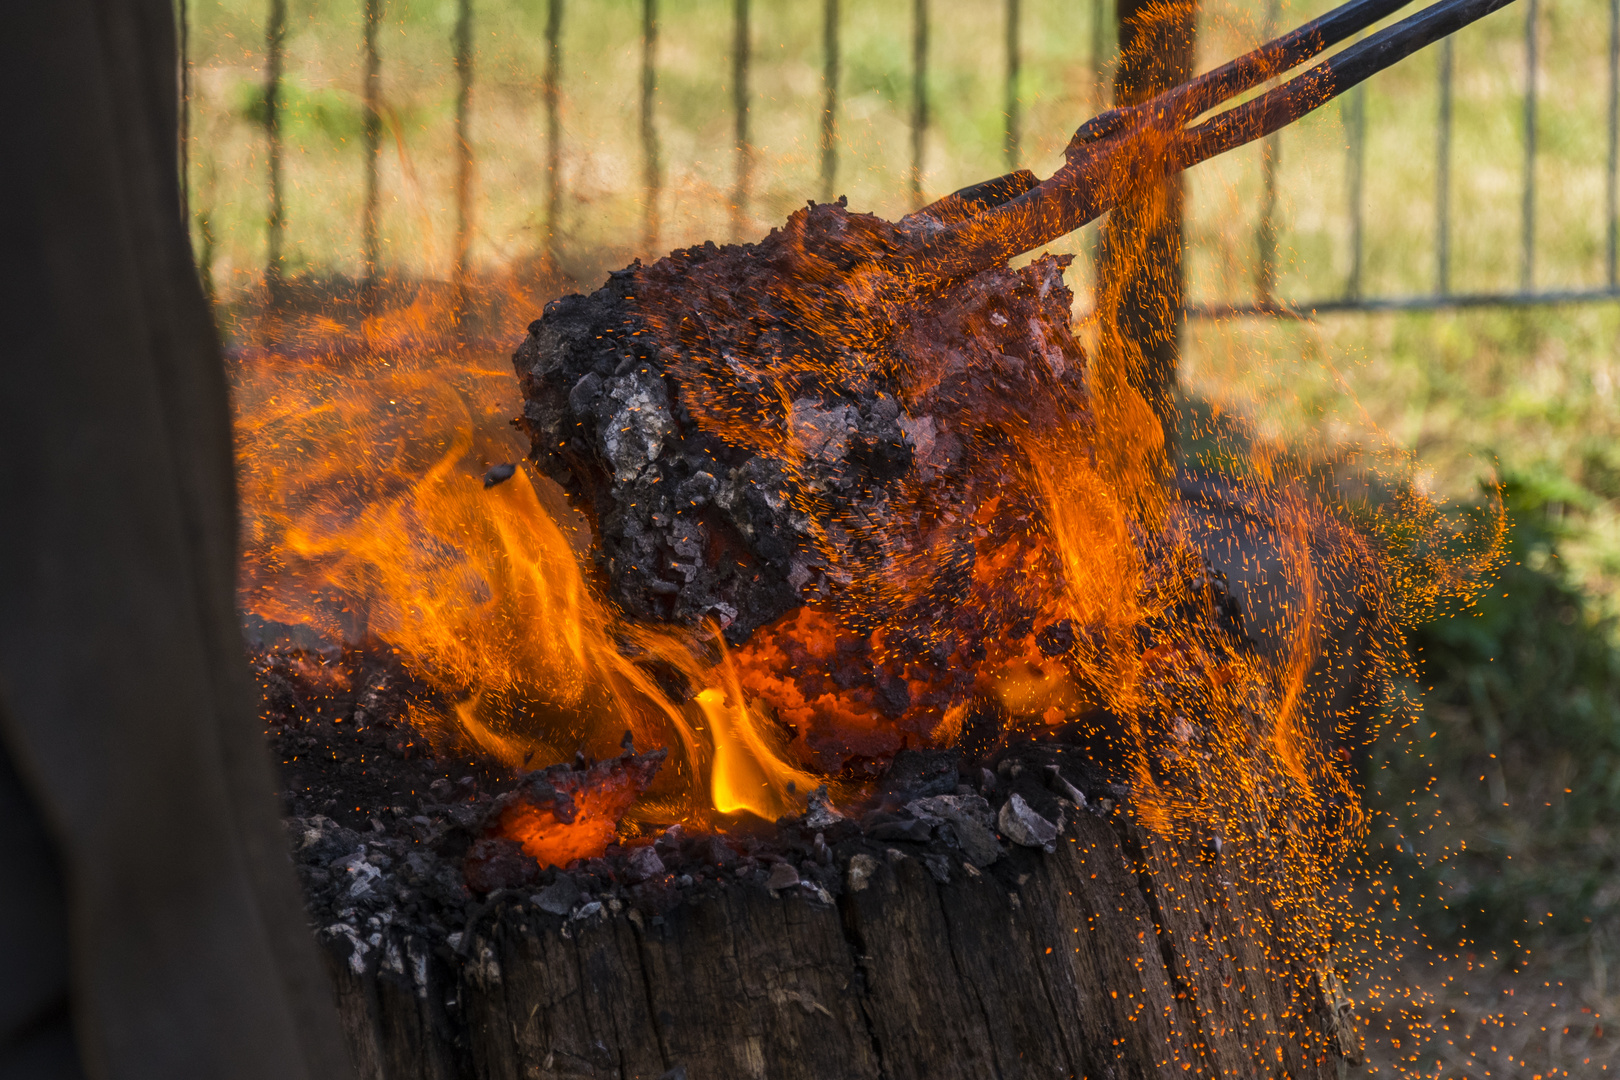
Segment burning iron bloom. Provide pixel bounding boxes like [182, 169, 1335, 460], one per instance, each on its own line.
[507, 189, 1394, 968]
[235, 0, 1507, 1008]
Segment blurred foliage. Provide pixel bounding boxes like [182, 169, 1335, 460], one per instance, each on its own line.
[1367, 468, 1620, 958]
[229, 76, 367, 142]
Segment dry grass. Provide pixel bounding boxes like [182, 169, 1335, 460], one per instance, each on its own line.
[1358, 953, 1620, 1078]
[185, 0, 1614, 312]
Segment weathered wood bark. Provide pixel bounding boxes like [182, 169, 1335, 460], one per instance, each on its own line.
[325, 808, 1355, 1080]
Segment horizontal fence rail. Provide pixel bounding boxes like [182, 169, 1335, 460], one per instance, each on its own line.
[179, 0, 1620, 318]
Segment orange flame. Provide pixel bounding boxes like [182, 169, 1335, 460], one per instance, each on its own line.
[234, 283, 827, 841]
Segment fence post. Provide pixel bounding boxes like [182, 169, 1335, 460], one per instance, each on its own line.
[1436, 36, 1453, 297]
[544, 0, 562, 270]
[363, 0, 382, 298]
[1345, 85, 1365, 300]
[361, 0, 382, 299]
[1103, 0, 1197, 449]
[732, 0, 752, 240]
[1522, 0, 1538, 292]
[642, 0, 661, 254]
[1256, 0, 1280, 308]
[181, 0, 217, 304]
[1608, 0, 1618, 288]
[1091, 0, 1110, 278]
[179, 0, 190, 223]
[453, 0, 473, 295]
[1005, 0, 1021, 170]
[911, 0, 929, 207]
[265, 0, 286, 303]
[821, 0, 840, 202]
[1092, 0, 1108, 110]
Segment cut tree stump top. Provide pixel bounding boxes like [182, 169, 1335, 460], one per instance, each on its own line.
[326, 804, 1355, 1080]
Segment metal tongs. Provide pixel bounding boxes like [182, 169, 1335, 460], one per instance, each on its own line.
[908, 0, 1520, 278]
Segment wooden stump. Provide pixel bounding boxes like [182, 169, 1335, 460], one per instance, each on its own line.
[324, 806, 1356, 1080]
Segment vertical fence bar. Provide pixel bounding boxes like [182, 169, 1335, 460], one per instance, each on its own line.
[732, 0, 751, 239]
[452, 0, 473, 291]
[179, 0, 190, 221]
[1256, 151, 1278, 304]
[1256, 0, 1280, 306]
[1521, 0, 1537, 292]
[642, 0, 661, 253]
[543, 0, 562, 269]
[362, 0, 382, 296]
[1092, 0, 1106, 110]
[1005, 0, 1020, 170]
[1608, 0, 1618, 288]
[1436, 36, 1453, 296]
[1090, 0, 1108, 279]
[265, 0, 286, 300]
[820, 0, 839, 202]
[1346, 85, 1366, 299]
[183, 0, 215, 302]
[911, 0, 928, 207]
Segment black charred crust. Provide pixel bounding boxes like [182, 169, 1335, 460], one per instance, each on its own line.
[513, 202, 1097, 647]
[1035, 619, 1076, 657]
[514, 270, 801, 642]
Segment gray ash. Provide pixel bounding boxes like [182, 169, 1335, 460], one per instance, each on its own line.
[259, 646, 1123, 974]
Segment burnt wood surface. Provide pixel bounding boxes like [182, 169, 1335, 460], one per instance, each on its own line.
[324, 807, 1356, 1080]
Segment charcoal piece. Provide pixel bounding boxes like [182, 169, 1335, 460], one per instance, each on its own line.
[287, 814, 361, 864]
[908, 794, 1003, 868]
[698, 835, 740, 869]
[804, 784, 845, 830]
[1034, 619, 1076, 657]
[626, 845, 666, 883]
[846, 852, 878, 892]
[532, 876, 580, 916]
[866, 817, 933, 844]
[1044, 765, 1088, 808]
[482, 462, 517, 488]
[764, 861, 801, 890]
[464, 837, 541, 893]
[402, 851, 435, 884]
[997, 794, 1059, 851]
[878, 748, 960, 800]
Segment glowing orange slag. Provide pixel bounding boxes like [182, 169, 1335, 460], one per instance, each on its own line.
[495, 751, 668, 868]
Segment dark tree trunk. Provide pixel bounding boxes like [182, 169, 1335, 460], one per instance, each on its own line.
[325, 808, 1356, 1080]
[1104, 0, 1200, 453]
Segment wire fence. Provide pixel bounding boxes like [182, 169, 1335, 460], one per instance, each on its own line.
[1192, 0, 1620, 315]
[179, 0, 1620, 318]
